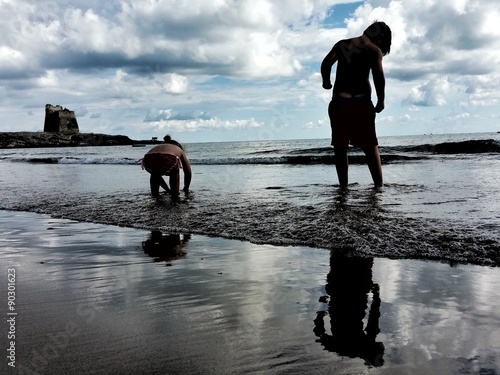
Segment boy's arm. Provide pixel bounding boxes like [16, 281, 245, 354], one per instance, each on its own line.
[372, 49, 386, 113]
[321, 44, 338, 90]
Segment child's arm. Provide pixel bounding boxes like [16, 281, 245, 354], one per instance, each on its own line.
[321, 44, 339, 90]
[371, 49, 386, 113]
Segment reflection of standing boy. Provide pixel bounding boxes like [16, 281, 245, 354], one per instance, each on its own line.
[313, 252, 384, 367]
[321, 21, 392, 188]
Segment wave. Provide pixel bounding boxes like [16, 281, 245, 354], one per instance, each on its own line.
[198, 138, 499, 165]
[22, 157, 138, 165]
[18, 154, 423, 166]
[9, 139, 499, 166]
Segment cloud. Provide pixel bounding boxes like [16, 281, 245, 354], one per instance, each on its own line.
[145, 71, 189, 94]
[348, 0, 500, 82]
[142, 107, 263, 133]
[0, 46, 30, 79]
[2, 0, 338, 81]
[143, 117, 264, 133]
[403, 78, 451, 107]
[1, 0, 500, 139]
[458, 74, 500, 107]
[144, 108, 211, 122]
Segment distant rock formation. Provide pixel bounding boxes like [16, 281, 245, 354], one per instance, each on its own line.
[44, 104, 79, 134]
[0, 132, 136, 148]
[0, 104, 162, 148]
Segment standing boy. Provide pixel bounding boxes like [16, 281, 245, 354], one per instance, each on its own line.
[321, 21, 391, 188]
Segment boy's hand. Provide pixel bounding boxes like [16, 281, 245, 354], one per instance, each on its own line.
[374, 99, 385, 113]
[322, 82, 332, 90]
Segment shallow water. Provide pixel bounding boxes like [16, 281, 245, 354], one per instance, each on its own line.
[1, 134, 499, 266]
[1, 157, 499, 266]
[1, 210, 500, 374]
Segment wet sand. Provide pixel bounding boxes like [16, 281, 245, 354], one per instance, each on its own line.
[1, 210, 500, 374]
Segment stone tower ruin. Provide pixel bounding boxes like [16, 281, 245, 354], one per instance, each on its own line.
[43, 104, 79, 134]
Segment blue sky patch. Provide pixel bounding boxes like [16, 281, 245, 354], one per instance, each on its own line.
[322, 2, 364, 28]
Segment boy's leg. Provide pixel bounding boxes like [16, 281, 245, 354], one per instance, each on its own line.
[169, 170, 180, 196]
[150, 174, 161, 196]
[334, 146, 349, 188]
[158, 176, 170, 192]
[362, 146, 383, 187]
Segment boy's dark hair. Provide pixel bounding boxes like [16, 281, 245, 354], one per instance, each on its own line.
[163, 134, 184, 150]
[363, 21, 392, 56]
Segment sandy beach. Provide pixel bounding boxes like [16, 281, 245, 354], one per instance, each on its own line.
[2, 209, 500, 374]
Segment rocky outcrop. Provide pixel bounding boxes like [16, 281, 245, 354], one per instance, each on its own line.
[0, 132, 136, 148]
[0, 103, 159, 148]
[44, 104, 79, 134]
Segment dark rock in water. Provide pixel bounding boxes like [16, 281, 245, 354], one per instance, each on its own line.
[432, 140, 500, 154]
[404, 139, 500, 154]
[44, 104, 79, 134]
[0, 132, 136, 148]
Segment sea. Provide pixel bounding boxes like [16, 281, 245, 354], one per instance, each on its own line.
[1, 132, 499, 266]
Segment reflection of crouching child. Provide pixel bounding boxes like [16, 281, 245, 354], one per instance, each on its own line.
[142, 231, 190, 262]
[140, 135, 192, 197]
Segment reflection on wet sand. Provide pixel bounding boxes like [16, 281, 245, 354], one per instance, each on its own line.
[3, 210, 500, 374]
[314, 251, 384, 367]
[142, 230, 190, 263]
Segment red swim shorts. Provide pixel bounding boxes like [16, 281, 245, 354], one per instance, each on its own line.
[141, 153, 182, 176]
[328, 96, 378, 148]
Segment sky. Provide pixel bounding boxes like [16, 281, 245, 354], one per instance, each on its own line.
[1, 0, 499, 143]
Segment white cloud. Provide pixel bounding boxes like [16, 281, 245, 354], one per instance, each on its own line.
[144, 108, 212, 122]
[304, 117, 328, 129]
[157, 73, 189, 94]
[143, 117, 264, 133]
[446, 112, 471, 122]
[0, 46, 28, 72]
[0, 0, 499, 140]
[403, 78, 451, 107]
[459, 74, 500, 107]
[399, 114, 411, 122]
